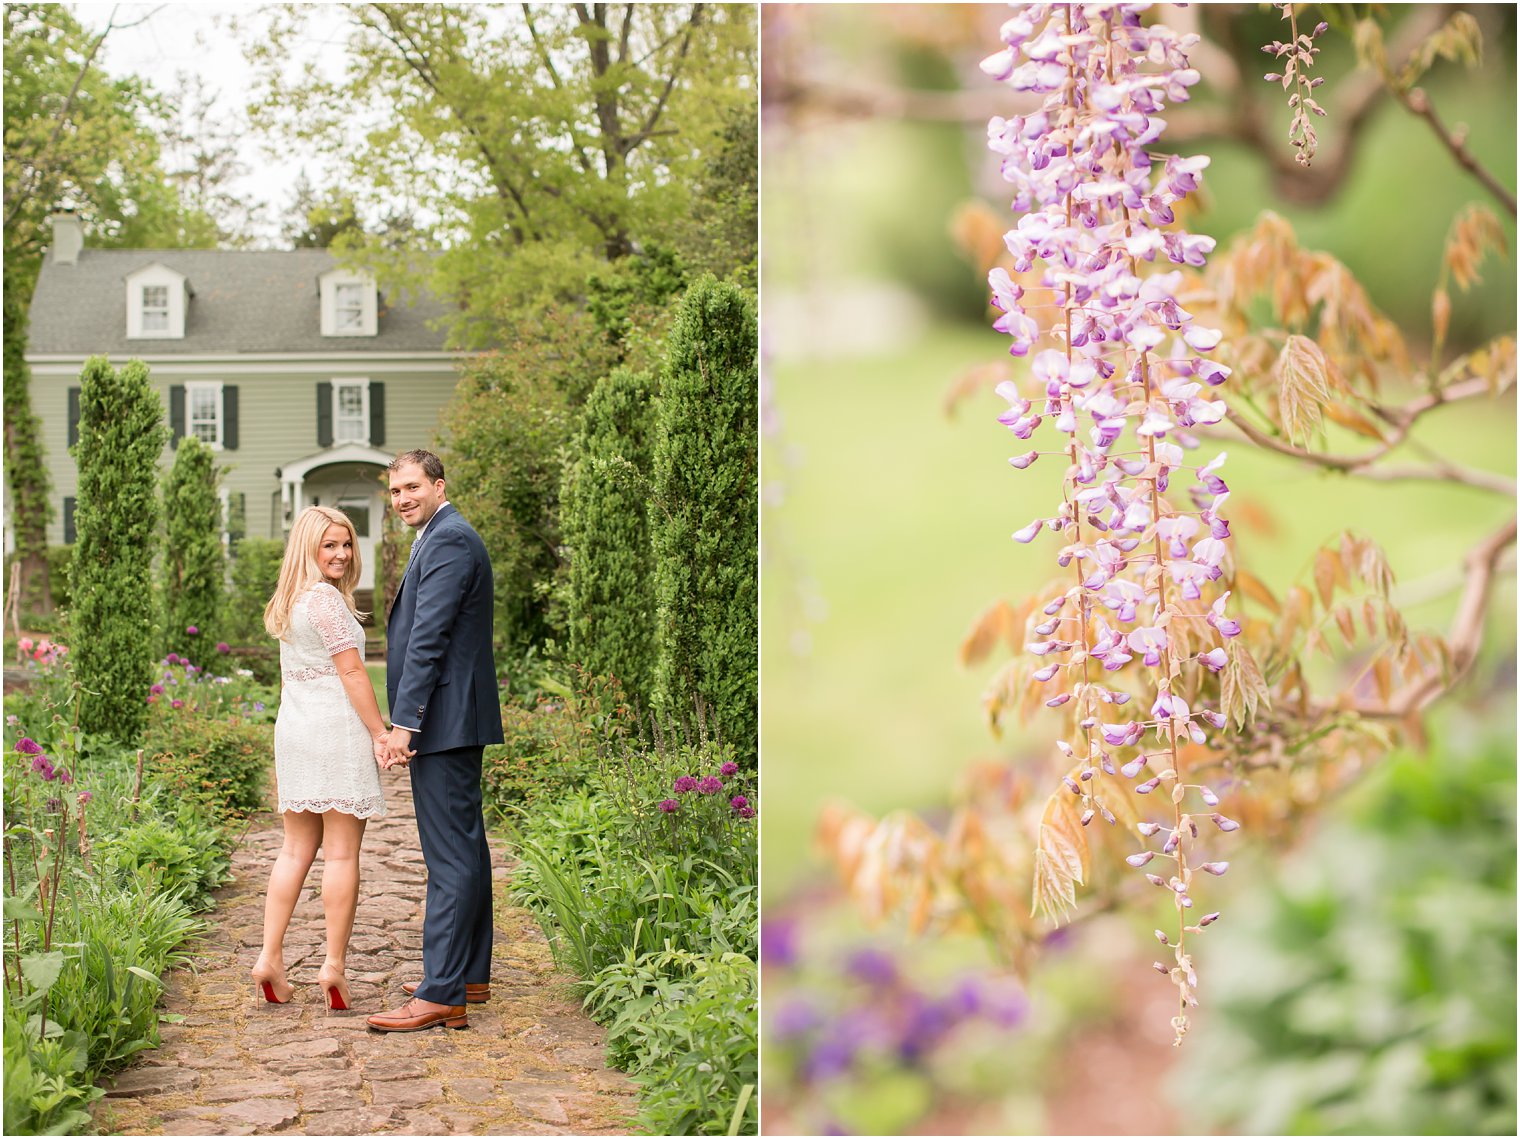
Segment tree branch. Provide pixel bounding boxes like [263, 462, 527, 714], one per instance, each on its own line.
[1401, 86, 1517, 218]
[629, 4, 704, 152]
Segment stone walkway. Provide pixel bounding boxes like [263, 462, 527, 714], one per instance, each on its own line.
[93, 765, 638, 1136]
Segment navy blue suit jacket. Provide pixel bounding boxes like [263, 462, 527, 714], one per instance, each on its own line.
[386, 503, 504, 753]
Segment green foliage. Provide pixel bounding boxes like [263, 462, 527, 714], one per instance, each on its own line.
[587, 949, 758, 1136]
[3, 286, 52, 613]
[651, 276, 759, 759]
[437, 317, 588, 657]
[44, 547, 72, 612]
[160, 435, 226, 651]
[141, 714, 273, 819]
[95, 806, 231, 912]
[247, 4, 756, 344]
[563, 367, 660, 710]
[3, 1001, 98, 1137]
[223, 537, 285, 647]
[69, 357, 169, 746]
[668, 105, 759, 291]
[1176, 737, 1517, 1135]
[586, 247, 688, 349]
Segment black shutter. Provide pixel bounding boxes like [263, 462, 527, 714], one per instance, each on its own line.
[169, 385, 186, 444]
[317, 381, 333, 447]
[369, 381, 385, 447]
[222, 385, 239, 450]
[63, 497, 76, 544]
[67, 387, 80, 447]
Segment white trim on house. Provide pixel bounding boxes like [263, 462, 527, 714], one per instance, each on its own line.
[27, 353, 469, 375]
[277, 443, 395, 534]
[318, 268, 378, 337]
[125, 264, 189, 339]
[185, 380, 225, 450]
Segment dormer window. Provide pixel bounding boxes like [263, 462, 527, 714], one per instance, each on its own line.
[126, 263, 188, 339]
[141, 285, 170, 331]
[319, 268, 378, 337]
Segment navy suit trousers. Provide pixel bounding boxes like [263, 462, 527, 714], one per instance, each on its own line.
[408, 745, 493, 1007]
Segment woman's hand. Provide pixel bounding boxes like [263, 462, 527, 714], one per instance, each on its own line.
[372, 731, 390, 769]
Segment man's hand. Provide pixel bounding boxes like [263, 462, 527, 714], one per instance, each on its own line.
[384, 725, 416, 768]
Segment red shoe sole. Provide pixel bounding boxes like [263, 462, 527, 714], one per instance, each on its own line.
[326, 987, 349, 1011]
[259, 981, 287, 1005]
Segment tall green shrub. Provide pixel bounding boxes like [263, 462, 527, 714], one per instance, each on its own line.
[160, 434, 225, 653]
[563, 367, 659, 708]
[70, 356, 167, 744]
[650, 276, 758, 758]
[3, 281, 53, 613]
[223, 538, 285, 646]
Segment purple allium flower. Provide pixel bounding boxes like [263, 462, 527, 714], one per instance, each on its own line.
[657, 798, 680, 814]
[216, 642, 230, 653]
[165, 653, 180, 665]
[171, 699, 185, 709]
[186, 625, 199, 636]
[696, 776, 723, 795]
[737, 806, 756, 819]
[761, 917, 801, 969]
[56, 767, 72, 785]
[720, 761, 739, 777]
[30, 754, 53, 778]
[150, 684, 165, 695]
[672, 775, 698, 794]
[15, 737, 43, 755]
[730, 795, 749, 810]
[78, 790, 93, 805]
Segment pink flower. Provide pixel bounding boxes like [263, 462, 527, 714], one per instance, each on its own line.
[672, 776, 698, 794]
[78, 790, 93, 805]
[658, 799, 679, 814]
[17, 637, 33, 653]
[186, 625, 199, 635]
[171, 699, 185, 709]
[696, 776, 723, 795]
[15, 737, 42, 755]
[720, 761, 739, 777]
[216, 642, 231, 654]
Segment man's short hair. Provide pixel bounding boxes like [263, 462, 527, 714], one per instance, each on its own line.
[389, 449, 445, 482]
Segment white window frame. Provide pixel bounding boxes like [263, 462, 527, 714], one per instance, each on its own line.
[185, 381, 225, 451]
[126, 264, 188, 339]
[318, 269, 378, 337]
[141, 285, 170, 332]
[331, 378, 370, 445]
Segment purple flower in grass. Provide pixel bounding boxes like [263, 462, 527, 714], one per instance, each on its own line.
[720, 761, 739, 777]
[696, 776, 723, 795]
[78, 791, 93, 805]
[845, 947, 898, 988]
[216, 642, 230, 654]
[657, 798, 680, 814]
[56, 767, 72, 785]
[31, 754, 55, 779]
[730, 795, 749, 810]
[186, 625, 199, 636]
[171, 699, 184, 710]
[254, 701, 265, 713]
[672, 775, 698, 794]
[737, 806, 756, 819]
[150, 684, 165, 695]
[15, 737, 43, 755]
[761, 917, 801, 969]
[770, 998, 821, 1040]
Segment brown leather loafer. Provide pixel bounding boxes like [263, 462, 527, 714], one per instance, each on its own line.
[402, 980, 490, 1004]
[366, 999, 468, 1033]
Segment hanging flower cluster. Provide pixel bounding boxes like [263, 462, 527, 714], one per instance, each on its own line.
[982, 2, 1241, 1043]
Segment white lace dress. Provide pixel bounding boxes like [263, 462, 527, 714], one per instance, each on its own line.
[273, 582, 386, 818]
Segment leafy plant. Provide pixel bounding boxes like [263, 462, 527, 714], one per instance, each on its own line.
[223, 537, 285, 647]
[141, 712, 273, 819]
[69, 355, 169, 746]
[160, 433, 226, 652]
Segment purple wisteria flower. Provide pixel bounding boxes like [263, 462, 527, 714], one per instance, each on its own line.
[983, 2, 1240, 1033]
[672, 775, 698, 794]
[657, 798, 680, 814]
[696, 776, 723, 795]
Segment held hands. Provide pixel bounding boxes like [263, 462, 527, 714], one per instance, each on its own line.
[380, 725, 416, 770]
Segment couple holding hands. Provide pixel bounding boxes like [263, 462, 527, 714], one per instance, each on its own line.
[249, 449, 503, 1033]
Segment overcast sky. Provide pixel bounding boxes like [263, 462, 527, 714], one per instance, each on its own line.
[73, 2, 353, 246]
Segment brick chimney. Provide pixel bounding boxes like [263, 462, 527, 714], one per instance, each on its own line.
[49, 209, 83, 265]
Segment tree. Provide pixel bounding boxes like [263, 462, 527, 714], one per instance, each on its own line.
[247, 3, 756, 343]
[3, 4, 219, 613]
[435, 309, 608, 659]
[562, 367, 660, 709]
[161, 435, 226, 655]
[70, 357, 169, 745]
[650, 276, 758, 758]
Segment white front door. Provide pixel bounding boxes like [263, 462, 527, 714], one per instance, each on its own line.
[336, 493, 381, 591]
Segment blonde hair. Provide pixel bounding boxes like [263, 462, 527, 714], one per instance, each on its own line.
[263, 506, 367, 639]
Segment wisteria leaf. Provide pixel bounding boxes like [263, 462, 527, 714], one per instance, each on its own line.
[1031, 785, 1088, 924]
[1324, 400, 1386, 441]
[1276, 334, 1334, 444]
[1234, 568, 1281, 613]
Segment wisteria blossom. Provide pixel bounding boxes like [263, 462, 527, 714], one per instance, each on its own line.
[983, 2, 1241, 1042]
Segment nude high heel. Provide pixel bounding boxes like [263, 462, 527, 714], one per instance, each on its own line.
[318, 963, 352, 1011]
[250, 964, 294, 1005]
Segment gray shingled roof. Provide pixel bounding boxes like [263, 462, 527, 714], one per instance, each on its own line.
[27, 248, 454, 355]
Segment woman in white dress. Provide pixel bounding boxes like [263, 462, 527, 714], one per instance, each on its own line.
[250, 505, 389, 1010]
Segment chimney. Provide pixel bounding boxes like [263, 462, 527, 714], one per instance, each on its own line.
[49, 209, 83, 265]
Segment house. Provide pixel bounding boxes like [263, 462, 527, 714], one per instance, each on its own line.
[23, 211, 470, 601]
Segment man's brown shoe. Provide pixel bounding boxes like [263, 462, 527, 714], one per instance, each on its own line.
[402, 980, 490, 1004]
[366, 998, 468, 1033]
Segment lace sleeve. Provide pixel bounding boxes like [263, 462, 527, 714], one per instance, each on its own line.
[306, 584, 359, 657]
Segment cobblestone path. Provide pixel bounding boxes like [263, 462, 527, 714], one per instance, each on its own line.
[93, 764, 638, 1136]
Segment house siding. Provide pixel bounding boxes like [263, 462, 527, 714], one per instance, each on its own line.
[30, 359, 465, 549]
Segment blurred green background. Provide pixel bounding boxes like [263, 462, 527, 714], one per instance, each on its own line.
[760, 5, 1515, 1133]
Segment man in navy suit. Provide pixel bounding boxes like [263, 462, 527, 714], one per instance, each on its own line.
[367, 449, 504, 1033]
